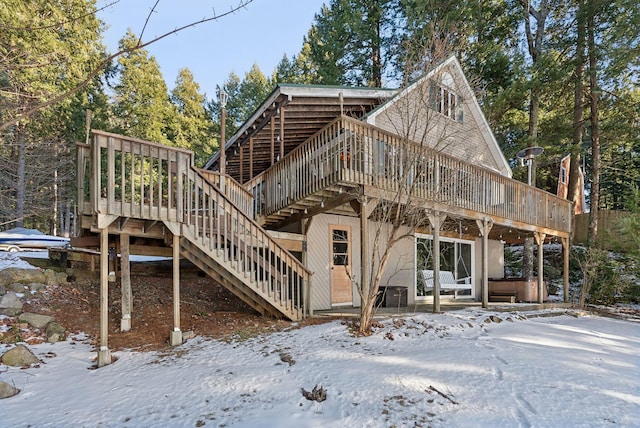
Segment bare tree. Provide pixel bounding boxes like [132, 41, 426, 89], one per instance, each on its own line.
[350, 43, 482, 335]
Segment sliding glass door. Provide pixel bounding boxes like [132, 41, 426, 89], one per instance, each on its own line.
[416, 234, 474, 299]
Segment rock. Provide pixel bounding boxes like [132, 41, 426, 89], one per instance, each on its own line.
[0, 292, 23, 316]
[43, 269, 58, 286]
[0, 381, 20, 399]
[1, 344, 40, 367]
[0, 284, 5, 295]
[8, 283, 26, 293]
[55, 272, 68, 285]
[27, 282, 47, 292]
[0, 268, 45, 287]
[18, 313, 54, 329]
[46, 322, 66, 343]
[182, 330, 196, 341]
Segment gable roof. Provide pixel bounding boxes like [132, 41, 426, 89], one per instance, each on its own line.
[365, 56, 512, 177]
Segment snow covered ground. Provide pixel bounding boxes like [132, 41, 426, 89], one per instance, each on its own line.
[0, 310, 638, 427]
[1, 252, 639, 427]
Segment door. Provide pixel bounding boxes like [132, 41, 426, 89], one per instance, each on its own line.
[330, 225, 352, 305]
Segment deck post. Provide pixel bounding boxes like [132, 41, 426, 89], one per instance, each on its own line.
[476, 218, 493, 308]
[534, 232, 546, 303]
[561, 236, 570, 303]
[120, 233, 132, 332]
[428, 212, 447, 313]
[97, 227, 111, 367]
[361, 198, 369, 311]
[170, 232, 182, 346]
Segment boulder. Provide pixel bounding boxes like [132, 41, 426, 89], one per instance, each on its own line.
[0, 292, 23, 316]
[0, 381, 20, 399]
[8, 283, 26, 293]
[0, 268, 45, 287]
[46, 322, 66, 343]
[1, 344, 39, 367]
[55, 272, 68, 285]
[27, 282, 47, 292]
[0, 284, 5, 295]
[43, 269, 58, 286]
[18, 313, 54, 329]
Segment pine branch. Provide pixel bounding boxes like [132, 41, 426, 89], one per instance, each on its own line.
[0, 0, 255, 132]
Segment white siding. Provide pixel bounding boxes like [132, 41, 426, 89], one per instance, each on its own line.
[305, 214, 415, 310]
[473, 238, 505, 299]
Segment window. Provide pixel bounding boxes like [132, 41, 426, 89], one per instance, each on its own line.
[415, 234, 473, 298]
[429, 79, 463, 122]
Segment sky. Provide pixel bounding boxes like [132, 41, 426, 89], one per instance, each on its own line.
[97, 0, 328, 99]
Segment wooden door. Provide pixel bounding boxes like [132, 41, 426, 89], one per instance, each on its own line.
[330, 225, 352, 305]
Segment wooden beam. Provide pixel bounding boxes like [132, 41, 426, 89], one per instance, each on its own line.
[476, 218, 493, 308]
[270, 116, 275, 165]
[534, 232, 546, 303]
[170, 233, 182, 346]
[120, 233, 132, 332]
[97, 227, 111, 367]
[427, 211, 446, 313]
[249, 137, 254, 180]
[271, 192, 357, 230]
[279, 107, 285, 160]
[562, 237, 570, 304]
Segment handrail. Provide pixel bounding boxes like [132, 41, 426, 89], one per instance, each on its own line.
[83, 131, 309, 320]
[247, 116, 572, 234]
[198, 169, 254, 218]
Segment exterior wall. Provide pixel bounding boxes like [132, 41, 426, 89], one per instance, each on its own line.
[305, 214, 505, 309]
[473, 238, 505, 299]
[370, 222, 416, 306]
[305, 214, 361, 311]
[369, 64, 508, 176]
[305, 214, 415, 311]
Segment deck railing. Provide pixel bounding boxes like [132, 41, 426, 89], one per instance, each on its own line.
[198, 169, 254, 218]
[78, 131, 309, 319]
[246, 116, 572, 233]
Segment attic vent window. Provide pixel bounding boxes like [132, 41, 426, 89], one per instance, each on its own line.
[429, 79, 463, 123]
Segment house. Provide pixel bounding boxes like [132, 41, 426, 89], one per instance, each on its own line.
[202, 56, 572, 312]
[74, 56, 572, 366]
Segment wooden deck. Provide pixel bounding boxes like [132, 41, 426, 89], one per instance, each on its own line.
[77, 131, 310, 321]
[245, 116, 572, 238]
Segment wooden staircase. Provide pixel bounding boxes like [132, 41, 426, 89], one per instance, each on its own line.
[77, 131, 309, 321]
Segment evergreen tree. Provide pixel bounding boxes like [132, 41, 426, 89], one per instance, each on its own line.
[306, 0, 400, 87]
[169, 68, 215, 166]
[0, 0, 106, 230]
[110, 30, 173, 146]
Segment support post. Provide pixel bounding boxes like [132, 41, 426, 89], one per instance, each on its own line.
[360, 198, 369, 310]
[534, 232, 546, 304]
[170, 233, 182, 346]
[561, 237, 570, 303]
[476, 218, 493, 308]
[428, 212, 447, 313]
[270, 116, 275, 165]
[97, 227, 111, 367]
[279, 107, 285, 160]
[120, 233, 132, 332]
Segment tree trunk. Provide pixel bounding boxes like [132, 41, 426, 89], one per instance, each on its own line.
[568, 0, 586, 215]
[587, 3, 600, 247]
[15, 124, 26, 228]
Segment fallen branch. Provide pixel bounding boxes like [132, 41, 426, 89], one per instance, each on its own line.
[427, 385, 458, 405]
